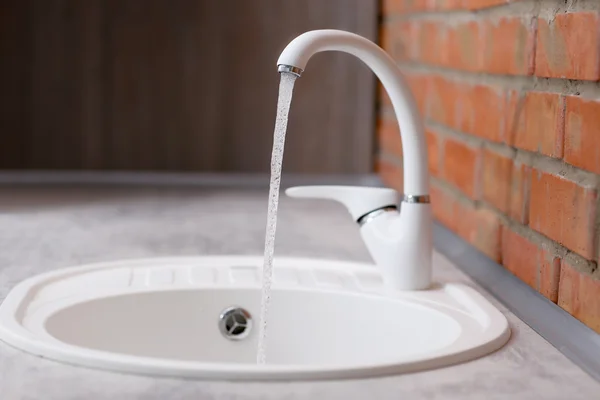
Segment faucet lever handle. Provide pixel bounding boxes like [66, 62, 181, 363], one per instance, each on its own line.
[285, 185, 398, 221]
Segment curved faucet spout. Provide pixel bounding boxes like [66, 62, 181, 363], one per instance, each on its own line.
[277, 29, 429, 196]
[279, 30, 432, 290]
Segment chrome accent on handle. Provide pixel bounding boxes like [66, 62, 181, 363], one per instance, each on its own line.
[402, 194, 430, 204]
[357, 205, 397, 227]
[278, 64, 303, 77]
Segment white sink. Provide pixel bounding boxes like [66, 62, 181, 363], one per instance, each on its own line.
[0, 256, 510, 380]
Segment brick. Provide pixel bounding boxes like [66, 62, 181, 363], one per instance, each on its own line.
[383, 0, 463, 13]
[426, 129, 440, 177]
[378, 118, 402, 159]
[481, 149, 512, 213]
[377, 157, 403, 193]
[456, 83, 507, 143]
[426, 76, 458, 127]
[431, 185, 455, 228]
[382, 0, 428, 13]
[381, 21, 415, 62]
[378, 72, 430, 127]
[511, 92, 565, 158]
[405, 73, 430, 115]
[443, 21, 482, 72]
[463, 0, 508, 9]
[425, 78, 506, 137]
[564, 96, 600, 174]
[558, 261, 600, 334]
[417, 21, 444, 65]
[456, 204, 502, 262]
[508, 161, 531, 224]
[504, 90, 522, 145]
[481, 17, 535, 75]
[502, 229, 561, 302]
[535, 13, 600, 81]
[529, 169, 597, 259]
[393, 17, 532, 76]
[431, 185, 501, 261]
[379, 72, 430, 126]
[442, 138, 480, 198]
[432, 0, 464, 9]
[408, 17, 534, 75]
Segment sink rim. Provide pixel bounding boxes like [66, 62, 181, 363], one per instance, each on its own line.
[0, 256, 511, 380]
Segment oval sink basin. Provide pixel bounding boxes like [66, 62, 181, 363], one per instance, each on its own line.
[0, 256, 510, 380]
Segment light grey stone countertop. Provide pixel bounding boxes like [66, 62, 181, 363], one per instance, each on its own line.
[0, 186, 598, 400]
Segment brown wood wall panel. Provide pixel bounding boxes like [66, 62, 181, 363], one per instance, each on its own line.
[0, 0, 32, 167]
[0, 0, 377, 173]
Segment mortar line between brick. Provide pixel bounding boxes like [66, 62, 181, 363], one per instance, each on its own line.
[382, 0, 600, 23]
[431, 175, 479, 207]
[425, 120, 488, 149]
[563, 251, 599, 275]
[383, 1, 536, 22]
[378, 151, 403, 167]
[397, 63, 600, 98]
[529, 15, 538, 76]
[558, 96, 566, 159]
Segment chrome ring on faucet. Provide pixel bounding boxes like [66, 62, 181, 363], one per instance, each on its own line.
[357, 206, 398, 227]
[402, 194, 431, 204]
[278, 64, 303, 77]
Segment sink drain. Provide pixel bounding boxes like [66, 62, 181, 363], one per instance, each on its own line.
[219, 307, 252, 341]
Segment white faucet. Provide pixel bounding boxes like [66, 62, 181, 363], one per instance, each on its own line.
[278, 30, 432, 291]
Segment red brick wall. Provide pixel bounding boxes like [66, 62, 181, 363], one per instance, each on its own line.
[377, 0, 600, 333]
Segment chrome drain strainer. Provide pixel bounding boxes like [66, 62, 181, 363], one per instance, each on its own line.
[219, 307, 252, 341]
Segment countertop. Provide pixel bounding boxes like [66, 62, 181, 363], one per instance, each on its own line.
[0, 186, 598, 400]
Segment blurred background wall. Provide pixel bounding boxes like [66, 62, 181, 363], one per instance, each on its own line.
[0, 0, 377, 173]
[379, 0, 600, 333]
